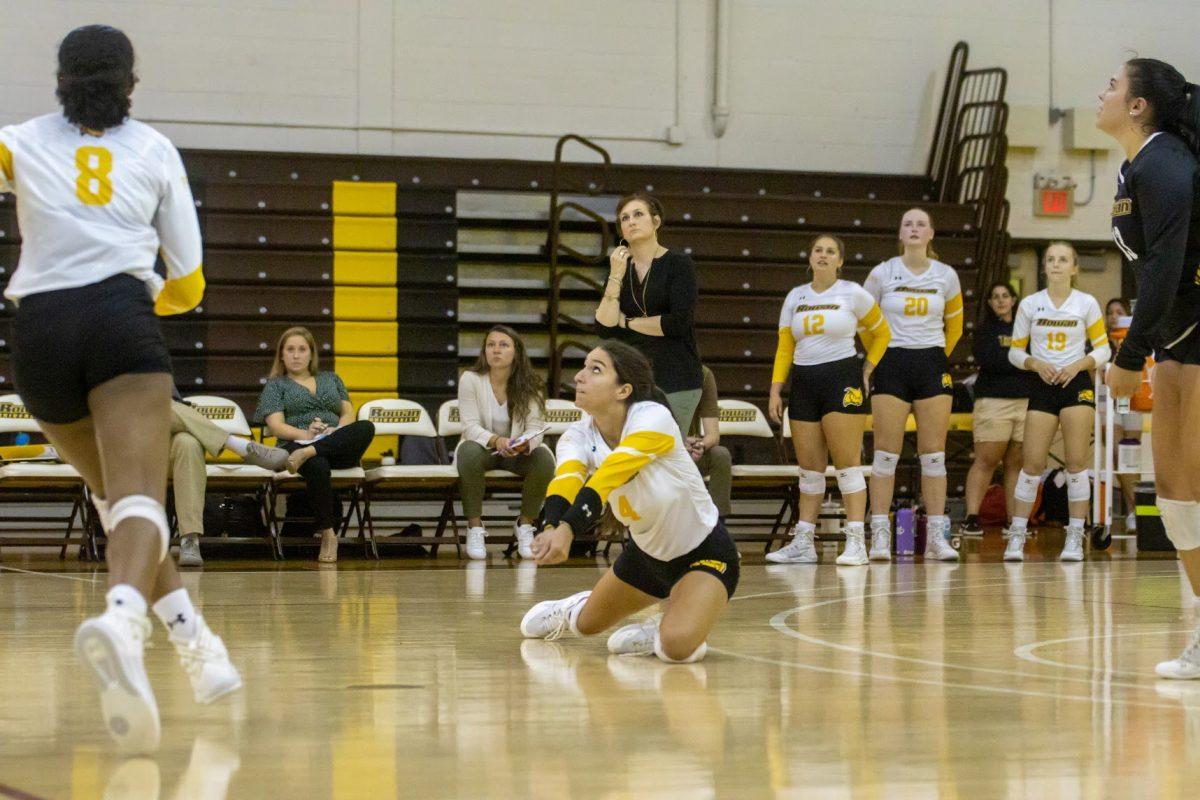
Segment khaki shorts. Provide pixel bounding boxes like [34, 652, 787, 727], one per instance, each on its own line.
[973, 397, 1028, 443]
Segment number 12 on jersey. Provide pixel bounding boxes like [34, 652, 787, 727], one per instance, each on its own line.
[75, 146, 113, 206]
[801, 314, 825, 335]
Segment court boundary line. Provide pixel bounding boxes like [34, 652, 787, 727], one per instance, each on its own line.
[712, 566, 1191, 706]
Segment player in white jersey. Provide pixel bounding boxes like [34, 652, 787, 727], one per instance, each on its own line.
[1004, 242, 1111, 561]
[520, 341, 738, 663]
[765, 234, 890, 566]
[1, 26, 239, 754]
[862, 208, 964, 562]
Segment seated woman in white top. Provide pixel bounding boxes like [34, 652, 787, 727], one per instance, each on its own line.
[456, 325, 553, 561]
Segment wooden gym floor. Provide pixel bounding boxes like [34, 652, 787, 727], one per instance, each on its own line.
[0, 531, 1197, 799]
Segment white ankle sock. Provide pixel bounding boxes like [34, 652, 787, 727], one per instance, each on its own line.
[567, 596, 587, 637]
[1010, 516, 1028, 533]
[1068, 517, 1086, 530]
[793, 520, 816, 537]
[871, 514, 889, 528]
[107, 584, 147, 617]
[223, 435, 250, 457]
[845, 521, 865, 536]
[152, 587, 200, 640]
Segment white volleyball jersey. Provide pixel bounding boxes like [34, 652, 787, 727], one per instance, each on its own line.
[1011, 289, 1108, 369]
[864, 257, 962, 349]
[548, 401, 717, 561]
[0, 113, 204, 314]
[777, 280, 882, 365]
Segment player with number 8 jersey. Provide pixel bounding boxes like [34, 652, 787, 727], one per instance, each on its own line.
[0, 104, 202, 314]
[0, 26, 235, 756]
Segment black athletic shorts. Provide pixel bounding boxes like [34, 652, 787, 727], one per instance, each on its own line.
[1027, 371, 1095, 416]
[1157, 322, 1200, 365]
[872, 346, 953, 402]
[787, 356, 868, 422]
[11, 273, 173, 424]
[613, 521, 740, 600]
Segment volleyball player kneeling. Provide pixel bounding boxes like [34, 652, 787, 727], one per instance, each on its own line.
[519, 341, 738, 662]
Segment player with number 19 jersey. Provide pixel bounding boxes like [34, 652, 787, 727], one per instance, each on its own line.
[0, 112, 203, 313]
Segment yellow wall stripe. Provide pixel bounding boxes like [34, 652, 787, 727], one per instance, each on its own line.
[334, 286, 397, 320]
[333, 216, 397, 251]
[335, 321, 398, 355]
[333, 251, 398, 286]
[333, 357, 399, 391]
[332, 181, 396, 216]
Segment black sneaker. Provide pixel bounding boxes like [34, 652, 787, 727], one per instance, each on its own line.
[958, 516, 983, 537]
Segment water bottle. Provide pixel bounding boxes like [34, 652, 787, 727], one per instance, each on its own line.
[1117, 435, 1141, 474]
[895, 506, 915, 555]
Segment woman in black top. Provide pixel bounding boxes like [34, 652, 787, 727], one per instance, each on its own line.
[595, 192, 703, 433]
[960, 281, 1035, 535]
[1098, 58, 1200, 679]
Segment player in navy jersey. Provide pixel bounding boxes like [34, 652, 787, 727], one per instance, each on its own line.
[1098, 58, 1200, 679]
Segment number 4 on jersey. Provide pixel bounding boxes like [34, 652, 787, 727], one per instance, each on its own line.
[75, 146, 113, 206]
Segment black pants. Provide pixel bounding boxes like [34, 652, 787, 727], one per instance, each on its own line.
[280, 420, 375, 530]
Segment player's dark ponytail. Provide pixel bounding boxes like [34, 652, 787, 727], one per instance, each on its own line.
[56, 25, 136, 132]
[597, 339, 671, 409]
[1126, 59, 1200, 158]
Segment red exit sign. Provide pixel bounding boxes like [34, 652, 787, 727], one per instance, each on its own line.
[1034, 188, 1073, 218]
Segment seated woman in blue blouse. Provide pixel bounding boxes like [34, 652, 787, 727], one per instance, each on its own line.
[254, 326, 375, 563]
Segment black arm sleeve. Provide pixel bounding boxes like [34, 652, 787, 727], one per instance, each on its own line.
[560, 486, 603, 537]
[1119, 156, 1196, 370]
[542, 495, 570, 528]
[659, 256, 698, 338]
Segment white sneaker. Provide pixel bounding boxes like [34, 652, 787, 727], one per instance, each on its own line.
[836, 532, 869, 566]
[514, 523, 536, 560]
[1126, 511, 1138, 532]
[1157, 627, 1200, 680]
[178, 534, 203, 567]
[607, 614, 661, 655]
[170, 621, 243, 704]
[74, 609, 160, 755]
[869, 519, 891, 562]
[924, 519, 960, 562]
[465, 527, 487, 560]
[1003, 530, 1027, 562]
[520, 590, 591, 640]
[1060, 526, 1085, 562]
[765, 525, 817, 563]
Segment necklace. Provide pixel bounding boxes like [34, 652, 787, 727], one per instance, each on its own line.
[630, 258, 653, 317]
